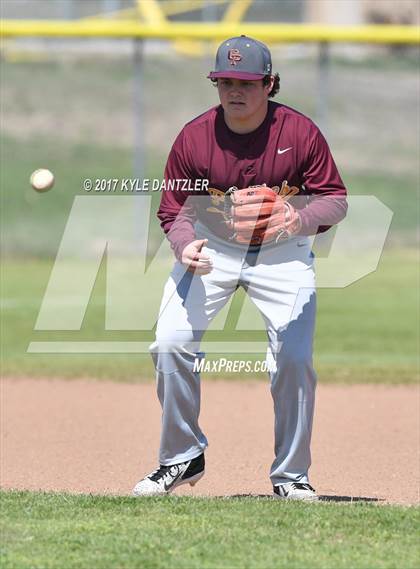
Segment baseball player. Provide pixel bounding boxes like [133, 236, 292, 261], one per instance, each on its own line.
[133, 36, 347, 501]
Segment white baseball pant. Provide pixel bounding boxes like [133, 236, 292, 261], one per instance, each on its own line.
[149, 222, 317, 486]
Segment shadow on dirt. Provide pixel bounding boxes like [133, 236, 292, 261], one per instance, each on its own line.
[220, 494, 382, 503]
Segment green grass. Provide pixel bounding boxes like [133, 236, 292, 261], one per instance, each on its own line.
[1, 51, 419, 256]
[1, 52, 419, 569]
[342, 171, 419, 239]
[0, 249, 418, 383]
[0, 135, 164, 257]
[1, 491, 419, 569]
[1, 55, 419, 384]
[331, 50, 420, 71]
[1, 134, 418, 256]
[1, 133, 418, 383]
[314, 248, 419, 383]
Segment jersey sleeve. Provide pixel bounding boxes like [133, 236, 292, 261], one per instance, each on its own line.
[157, 129, 198, 260]
[298, 125, 348, 235]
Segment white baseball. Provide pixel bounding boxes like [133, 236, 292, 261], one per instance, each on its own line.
[30, 169, 54, 192]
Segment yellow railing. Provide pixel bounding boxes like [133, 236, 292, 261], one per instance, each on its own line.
[1, 21, 419, 44]
[160, 0, 228, 17]
[135, 0, 166, 25]
[80, 0, 229, 21]
[222, 0, 252, 24]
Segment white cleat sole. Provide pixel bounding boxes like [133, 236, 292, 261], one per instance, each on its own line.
[171, 470, 205, 491]
[273, 492, 318, 502]
[132, 470, 205, 497]
[187, 471, 205, 487]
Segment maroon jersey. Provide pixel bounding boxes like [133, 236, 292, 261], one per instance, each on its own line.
[158, 101, 347, 260]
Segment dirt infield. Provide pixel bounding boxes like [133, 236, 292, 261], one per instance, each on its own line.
[1, 378, 419, 505]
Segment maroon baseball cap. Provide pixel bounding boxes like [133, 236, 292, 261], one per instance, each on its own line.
[208, 35, 272, 81]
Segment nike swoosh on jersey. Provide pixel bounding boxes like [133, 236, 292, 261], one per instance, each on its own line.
[277, 147, 293, 155]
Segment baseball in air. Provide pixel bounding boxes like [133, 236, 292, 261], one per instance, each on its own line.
[30, 169, 55, 192]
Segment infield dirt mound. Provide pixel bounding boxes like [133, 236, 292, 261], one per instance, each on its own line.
[1, 378, 418, 505]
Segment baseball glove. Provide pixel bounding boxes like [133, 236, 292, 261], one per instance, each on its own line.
[224, 182, 302, 245]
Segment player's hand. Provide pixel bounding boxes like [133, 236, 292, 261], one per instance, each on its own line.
[181, 239, 213, 275]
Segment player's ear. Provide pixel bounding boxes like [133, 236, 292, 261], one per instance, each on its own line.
[263, 75, 275, 95]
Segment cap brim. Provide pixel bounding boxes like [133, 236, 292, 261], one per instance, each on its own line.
[207, 71, 266, 80]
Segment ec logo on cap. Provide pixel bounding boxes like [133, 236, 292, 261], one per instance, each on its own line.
[228, 49, 242, 66]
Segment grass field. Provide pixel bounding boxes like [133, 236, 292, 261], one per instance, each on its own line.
[1, 248, 418, 383]
[1, 491, 419, 569]
[1, 52, 419, 569]
[1, 54, 418, 387]
[1, 128, 418, 383]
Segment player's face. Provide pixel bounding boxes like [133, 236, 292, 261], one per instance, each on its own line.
[217, 77, 273, 122]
